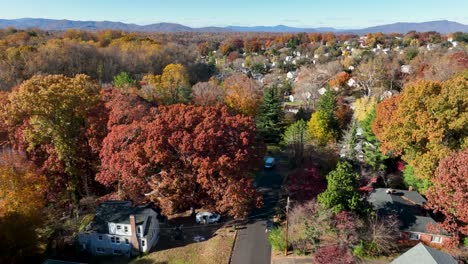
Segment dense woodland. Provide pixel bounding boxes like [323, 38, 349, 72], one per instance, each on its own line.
[0, 27, 467, 263]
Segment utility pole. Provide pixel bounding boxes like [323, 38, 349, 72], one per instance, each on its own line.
[284, 196, 290, 256]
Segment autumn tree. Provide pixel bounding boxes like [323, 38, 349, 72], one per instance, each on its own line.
[353, 96, 377, 123]
[256, 86, 284, 143]
[191, 80, 225, 106]
[335, 97, 352, 131]
[287, 166, 325, 202]
[1, 74, 103, 216]
[329, 72, 350, 88]
[98, 104, 265, 217]
[0, 152, 47, 263]
[224, 73, 262, 116]
[141, 63, 191, 104]
[373, 71, 468, 186]
[160, 63, 191, 104]
[308, 89, 339, 145]
[427, 150, 468, 237]
[313, 244, 356, 264]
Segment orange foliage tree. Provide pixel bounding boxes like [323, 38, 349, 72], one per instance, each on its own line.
[373, 71, 468, 186]
[224, 73, 263, 116]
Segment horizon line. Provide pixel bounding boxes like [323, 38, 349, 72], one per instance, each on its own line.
[1, 17, 463, 30]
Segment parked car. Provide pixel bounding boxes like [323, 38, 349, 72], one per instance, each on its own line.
[264, 156, 275, 169]
[195, 212, 221, 224]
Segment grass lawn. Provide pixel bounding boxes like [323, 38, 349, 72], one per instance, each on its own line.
[130, 227, 235, 264]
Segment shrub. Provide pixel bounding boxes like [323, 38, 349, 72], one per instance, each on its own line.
[268, 226, 287, 252]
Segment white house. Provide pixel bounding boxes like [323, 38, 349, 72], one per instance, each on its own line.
[401, 65, 412, 74]
[78, 201, 160, 256]
[347, 78, 358, 87]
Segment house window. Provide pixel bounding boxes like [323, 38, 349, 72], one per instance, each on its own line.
[113, 249, 122, 255]
[96, 247, 104, 253]
[125, 238, 129, 244]
[98, 235, 103, 240]
[409, 233, 420, 240]
[116, 237, 120, 244]
[137, 227, 141, 234]
[117, 225, 121, 230]
[111, 236, 115, 243]
[142, 240, 145, 247]
[124, 226, 128, 233]
[431, 235, 442, 243]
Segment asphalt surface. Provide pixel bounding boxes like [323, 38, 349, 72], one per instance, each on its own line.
[230, 166, 283, 264]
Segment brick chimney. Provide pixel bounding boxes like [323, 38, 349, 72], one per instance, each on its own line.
[129, 214, 139, 256]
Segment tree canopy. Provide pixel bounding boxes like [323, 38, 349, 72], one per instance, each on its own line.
[318, 161, 362, 213]
[427, 149, 468, 237]
[373, 71, 468, 185]
[98, 104, 265, 217]
[1, 74, 104, 215]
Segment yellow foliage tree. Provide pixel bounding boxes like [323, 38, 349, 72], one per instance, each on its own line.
[141, 64, 190, 104]
[0, 152, 46, 216]
[224, 73, 262, 116]
[0, 152, 47, 263]
[353, 96, 377, 122]
[308, 111, 334, 145]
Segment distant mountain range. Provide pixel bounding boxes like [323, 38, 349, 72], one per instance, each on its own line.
[0, 18, 467, 34]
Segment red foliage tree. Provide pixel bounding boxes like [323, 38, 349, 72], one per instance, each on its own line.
[287, 166, 326, 202]
[427, 149, 468, 237]
[97, 104, 265, 217]
[335, 97, 352, 130]
[313, 244, 356, 264]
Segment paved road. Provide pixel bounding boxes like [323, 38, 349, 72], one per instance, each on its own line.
[231, 219, 271, 264]
[230, 166, 283, 264]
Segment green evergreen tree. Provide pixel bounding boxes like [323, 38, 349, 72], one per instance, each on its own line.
[361, 107, 388, 171]
[282, 120, 310, 165]
[308, 88, 339, 143]
[256, 86, 284, 143]
[113, 71, 136, 89]
[318, 161, 363, 213]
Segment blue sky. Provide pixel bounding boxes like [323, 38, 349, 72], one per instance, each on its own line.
[0, 0, 467, 28]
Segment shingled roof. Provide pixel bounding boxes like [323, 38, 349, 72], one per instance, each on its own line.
[367, 188, 446, 235]
[391, 243, 457, 264]
[85, 201, 156, 235]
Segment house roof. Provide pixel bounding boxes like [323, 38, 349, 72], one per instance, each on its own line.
[86, 201, 156, 235]
[391, 243, 457, 264]
[367, 188, 446, 235]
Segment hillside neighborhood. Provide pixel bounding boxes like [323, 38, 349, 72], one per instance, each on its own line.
[0, 2, 468, 264]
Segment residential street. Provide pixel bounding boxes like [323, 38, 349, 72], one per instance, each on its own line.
[231, 164, 284, 264]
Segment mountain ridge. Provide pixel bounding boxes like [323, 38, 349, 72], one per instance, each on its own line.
[0, 18, 467, 34]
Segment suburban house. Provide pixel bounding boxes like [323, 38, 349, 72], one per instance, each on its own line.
[390, 242, 457, 264]
[77, 201, 160, 256]
[367, 188, 450, 247]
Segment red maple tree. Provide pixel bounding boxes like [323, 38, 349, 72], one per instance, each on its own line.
[98, 103, 265, 217]
[427, 149, 468, 237]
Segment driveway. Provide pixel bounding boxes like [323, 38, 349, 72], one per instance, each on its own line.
[230, 165, 283, 264]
